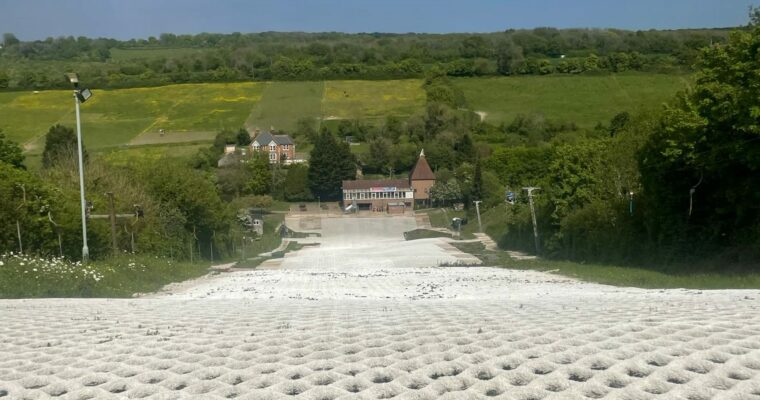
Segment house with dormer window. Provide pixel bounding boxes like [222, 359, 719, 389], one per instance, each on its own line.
[250, 131, 297, 164]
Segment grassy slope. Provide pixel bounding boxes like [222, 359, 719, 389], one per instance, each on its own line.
[0, 90, 72, 146]
[322, 79, 426, 121]
[447, 206, 760, 289]
[3, 83, 263, 152]
[454, 241, 760, 289]
[99, 143, 210, 166]
[455, 72, 690, 127]
[246, 81, 324, 132]
[2, 74, 688, 153]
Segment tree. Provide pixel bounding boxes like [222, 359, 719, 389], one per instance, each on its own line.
[295, 117, 318, 143]
[244, 153, 272, 195]
[639, 15, 760, 249]
[460, 36, 490, 58]
[472, 158, 483, 201]
[496, 39, 524, 75]
[430, 179, 463, 207]
[0, 163, 70, 255]
[609, 112, 631, 137]
[284, 164, 313, 201]
[42, 124, 85, 168]
[308, 131, 356, 200]
[2, 33, 19, 47]
[424, 103, 449, 138]
[235, 128, 251, 146]
[0, 131, 24, 169]
[0, 70, 9, 89]
[366, 137, 392, 173]
[213, 129, 238, 152]
[454, 134, 475, 164]
[137, 161, 231, 259]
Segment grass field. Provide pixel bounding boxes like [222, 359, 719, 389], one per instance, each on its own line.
[246, 81, 323, 132]
[0, 90, 73, 146]
[99, 143, 210, 166]
[1, 74, 689, 155]
[322, 80, 425, 121]
[2, 83, 263, 153]
[455, 72, 690, 127]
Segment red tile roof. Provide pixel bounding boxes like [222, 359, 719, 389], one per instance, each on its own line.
[410, 154, 435, 181]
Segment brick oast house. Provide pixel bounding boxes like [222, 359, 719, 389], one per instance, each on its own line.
[251, 131, 296, 164]
[342, 150, 435, 214]
[409, 149, 435, 207]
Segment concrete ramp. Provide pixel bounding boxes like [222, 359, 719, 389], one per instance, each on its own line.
[279, 216, 476, 269]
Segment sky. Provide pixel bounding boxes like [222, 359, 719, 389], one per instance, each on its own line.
[0, 0, 756, 41]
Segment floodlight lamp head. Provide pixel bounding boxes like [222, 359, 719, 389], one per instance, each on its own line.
[76, 88, 92, 103]
[65, 73, 79, 87]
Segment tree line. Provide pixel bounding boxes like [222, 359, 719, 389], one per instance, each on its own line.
[0, 126, 231, 261]
[485, 11, 760, 268]
[0, 26, 733, 90]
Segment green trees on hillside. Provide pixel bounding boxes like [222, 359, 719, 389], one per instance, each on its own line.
[485, 14, 760, 266]
[638, 13, 760, 253]
[0, 26, 730, 90]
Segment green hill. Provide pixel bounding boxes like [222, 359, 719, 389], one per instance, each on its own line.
[0, 73, 687, 155]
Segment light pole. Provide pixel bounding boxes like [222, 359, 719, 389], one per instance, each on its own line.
[523, 187, 541, 255]
[66, 73, 93, 262]
[473, 200, 483, 233]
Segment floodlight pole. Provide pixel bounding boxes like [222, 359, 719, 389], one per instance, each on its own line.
[473, 200, 483, 233]
[523, 187, 540, 255]
[74, 92, 89, 263]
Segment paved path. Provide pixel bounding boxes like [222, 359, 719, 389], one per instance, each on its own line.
[1, 216, 760, 399]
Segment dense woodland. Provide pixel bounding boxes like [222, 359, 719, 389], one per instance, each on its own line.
[0, 12, 758, 271]
[0, 26, 733, 90]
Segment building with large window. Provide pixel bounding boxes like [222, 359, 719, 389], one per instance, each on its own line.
[341, 151, 436, 214]
[342, 179, 414, 213]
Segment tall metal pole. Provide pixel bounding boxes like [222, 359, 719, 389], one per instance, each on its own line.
[74, 93, 89, 262]
[473, 200, 483, 233]
[107, 192, 118, 255]
[15, 184, 26, 254]
[523, 187, 540, 255]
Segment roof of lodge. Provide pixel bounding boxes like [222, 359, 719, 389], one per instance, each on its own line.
[342, 179, 411, 190]
[410, 151, 435, 181]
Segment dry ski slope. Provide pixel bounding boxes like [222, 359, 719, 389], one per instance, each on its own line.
[2, 217, 760, 399]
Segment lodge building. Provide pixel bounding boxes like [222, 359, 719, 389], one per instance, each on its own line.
[342, 150, 436, 214]
[342, 179, 414, 213]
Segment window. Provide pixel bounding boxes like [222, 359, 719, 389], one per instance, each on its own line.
[269, 152, 277, 161]
[282, 145, 289, 150]
[253, 144, 260, 151]
[270, 144, 276, 152]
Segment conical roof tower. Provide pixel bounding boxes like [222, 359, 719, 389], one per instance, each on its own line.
[410, 149, 435, 181]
